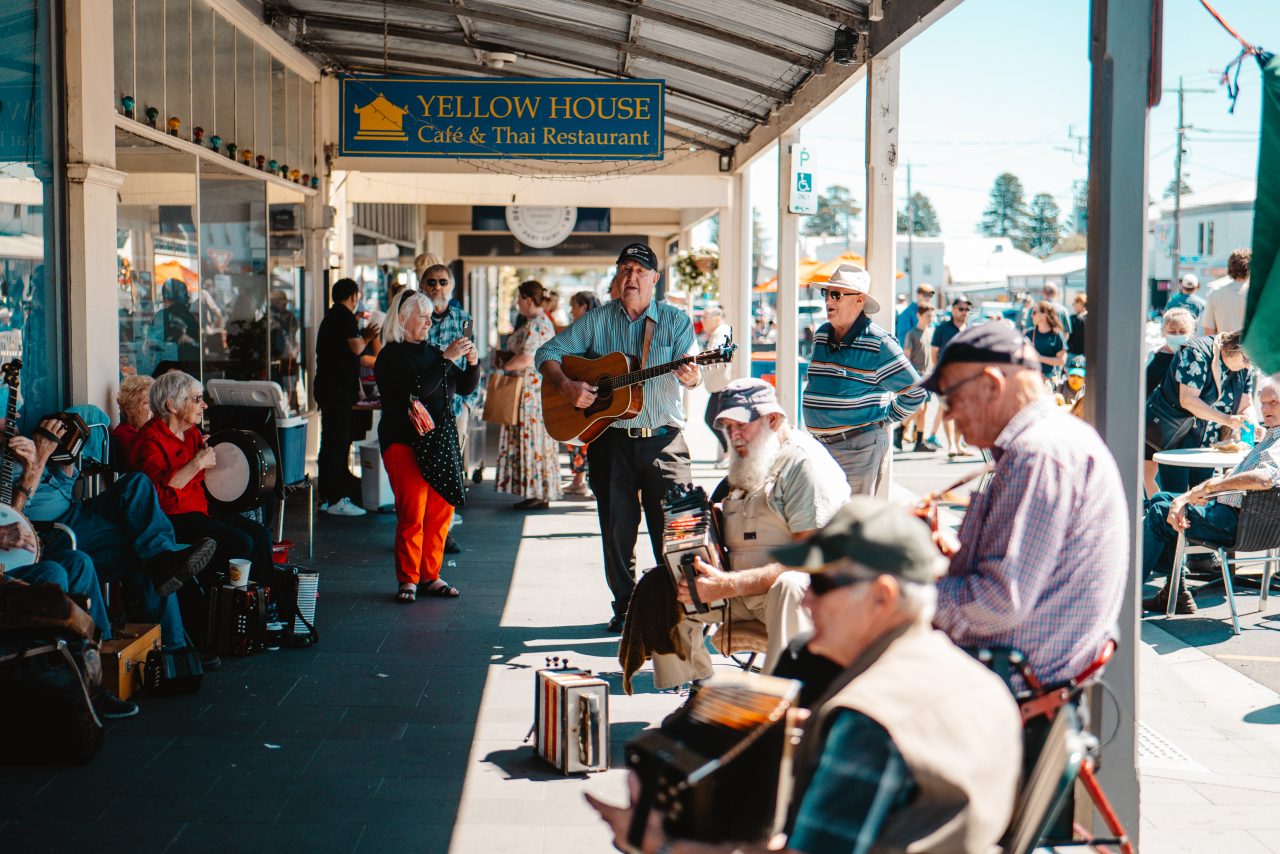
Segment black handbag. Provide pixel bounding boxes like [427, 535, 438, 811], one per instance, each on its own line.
[273, 563, 319, 647]
[1144, 389, 1198, 452]
[144, 646, 204, 696]
[0, 637, 105, 764]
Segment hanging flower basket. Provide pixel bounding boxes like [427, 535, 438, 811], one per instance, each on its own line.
[674, 249, 720, 300]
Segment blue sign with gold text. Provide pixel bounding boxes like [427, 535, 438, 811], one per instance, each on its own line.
[339, 76, 664, 160]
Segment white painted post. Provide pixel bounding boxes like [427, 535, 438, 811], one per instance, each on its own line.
[717, 200, 738, 350]
[734, 170, 754, 381]
[64, 0, 126, 415]
[776, 133, 802, 421]
[865, 52, 901, 497]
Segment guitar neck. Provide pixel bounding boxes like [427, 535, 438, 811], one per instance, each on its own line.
[0, 380, 18, 507]
[607, 355, 699, 390]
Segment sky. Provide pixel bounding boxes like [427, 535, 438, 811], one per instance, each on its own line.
[746, 0, 1272, 263]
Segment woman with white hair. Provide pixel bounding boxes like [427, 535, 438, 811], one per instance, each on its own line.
[376, 289, 479, 603]
[132, 370, 277, 600]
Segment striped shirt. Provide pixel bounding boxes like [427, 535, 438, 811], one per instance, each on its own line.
[424, 303, 480, 417]
[802, 315, 926, 436]
[1219, 429, 1280, 509]
[935, 397, 1128, 685]
[534, 299, 696, 429]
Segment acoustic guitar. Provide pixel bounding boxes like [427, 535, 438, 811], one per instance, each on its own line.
[541, 341, 737, 443]
[0, 360, 40, 571]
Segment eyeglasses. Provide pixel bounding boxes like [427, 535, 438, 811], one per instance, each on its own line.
[953, 306, 971, 313]
[820, 288, 859, 301]
[187, 393, 205, 403]
[809, 572, 871, 597]
[422, 278, 450, 288]
[936, 371, 988, 410]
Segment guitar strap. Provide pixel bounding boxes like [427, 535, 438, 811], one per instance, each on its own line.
[640, 317, 656, 371]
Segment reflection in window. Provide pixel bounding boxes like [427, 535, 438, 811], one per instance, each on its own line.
[0, 0, 66, 428]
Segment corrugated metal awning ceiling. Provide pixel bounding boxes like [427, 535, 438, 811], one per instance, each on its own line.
[266, 0, 872, 154]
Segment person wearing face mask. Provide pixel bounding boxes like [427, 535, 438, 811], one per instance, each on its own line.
[1143, 308, 1195, 496]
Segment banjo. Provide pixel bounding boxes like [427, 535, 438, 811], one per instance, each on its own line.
[0, 360, 40, 571]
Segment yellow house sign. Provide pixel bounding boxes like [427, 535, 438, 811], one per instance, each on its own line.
[353, 94, 409, 141]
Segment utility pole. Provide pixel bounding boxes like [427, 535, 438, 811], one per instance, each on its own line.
[906, 161, 914, 290]
[1172, 77, 1185, 287]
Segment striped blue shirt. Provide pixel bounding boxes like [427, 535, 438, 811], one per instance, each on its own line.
[535, 299, 695, 429]
[802, 315, 926, 435]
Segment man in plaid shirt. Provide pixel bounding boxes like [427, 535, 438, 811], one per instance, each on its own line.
[420, 264, 481, 457]
[919, 324, 1129, 686]
[1142, 377, 1280, 614]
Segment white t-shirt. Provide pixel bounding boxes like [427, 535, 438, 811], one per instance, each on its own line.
[703, 322, 734, 393]
[1203, 278, 1248, 335]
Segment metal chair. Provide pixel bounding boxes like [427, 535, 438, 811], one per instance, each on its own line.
[1165, 488, 1280, 635]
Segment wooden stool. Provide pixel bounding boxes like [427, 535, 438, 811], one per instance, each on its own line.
[711, 618, 768, 672]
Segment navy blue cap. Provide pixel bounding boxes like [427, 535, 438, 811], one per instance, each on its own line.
[617, 242, 659, 271]
[919, 322, 1041, 392]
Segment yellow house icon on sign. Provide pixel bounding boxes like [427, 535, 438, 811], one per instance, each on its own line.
[354, 94, 409, 141]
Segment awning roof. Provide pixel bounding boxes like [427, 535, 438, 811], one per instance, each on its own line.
[270, 0, 909, 158]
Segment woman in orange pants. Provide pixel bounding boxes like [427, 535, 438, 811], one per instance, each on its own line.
[375, 289, 479, 602]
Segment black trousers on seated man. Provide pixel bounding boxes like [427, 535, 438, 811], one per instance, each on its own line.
[588, 427, 691, 621]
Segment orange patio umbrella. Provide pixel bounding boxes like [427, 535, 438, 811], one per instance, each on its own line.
[154, 260, 200, 291]
[807, 251, 906, 284]
[753, 258, 821, 292]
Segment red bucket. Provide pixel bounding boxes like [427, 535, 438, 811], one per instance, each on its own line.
[272, 539, 294, 564]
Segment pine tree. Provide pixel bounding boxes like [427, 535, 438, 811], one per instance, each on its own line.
[1023, 193, 1063, 256]
[980, 173, 1029, 239]
[1163, 177, 1193, 199]
[1071, 179, 1088, 235]
[896, 191, 942, 237]
[802, 185, 861, 241]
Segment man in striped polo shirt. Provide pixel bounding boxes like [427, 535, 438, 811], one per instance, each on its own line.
[536, 243, 701, 632]
[802, 264, 926, 495]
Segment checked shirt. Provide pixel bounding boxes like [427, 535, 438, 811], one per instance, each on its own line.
[424, 303, 480, 417]
[935, 397, 1129, 686]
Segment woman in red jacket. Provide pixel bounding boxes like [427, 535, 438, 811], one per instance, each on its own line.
[132, 370, 275, 595]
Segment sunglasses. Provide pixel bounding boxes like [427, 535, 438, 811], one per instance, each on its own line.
[809, 572, 871, 596]
[820, 288, 860, 301]
[953, 306, 971, 312]
[422, 278, 450, 288]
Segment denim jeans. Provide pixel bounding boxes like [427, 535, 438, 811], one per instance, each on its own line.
[1141, 492, 1239, 582]
[56, 474, 187, 648]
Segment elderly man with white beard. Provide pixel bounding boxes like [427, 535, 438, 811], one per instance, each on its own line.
[420, 263, 481, 465]
[650, 379, 851, 689]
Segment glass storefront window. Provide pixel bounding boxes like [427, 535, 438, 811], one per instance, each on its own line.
[199, 163, 267, 383]
[0, 0, 66, 429]
[267, 188, 307, 409]
[116, 131, 199, 379]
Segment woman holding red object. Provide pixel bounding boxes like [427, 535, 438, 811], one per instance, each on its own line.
[376, 289, 480, 603]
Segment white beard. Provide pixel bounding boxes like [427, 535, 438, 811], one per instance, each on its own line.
[431, 295, 450, 313]
[727, 425, 784, 493]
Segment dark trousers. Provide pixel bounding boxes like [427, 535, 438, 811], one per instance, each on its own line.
[588, 429, 692, 618]
[1142, 492, 1240, 582]
[169, 512, 277, 595]
[703, 390, 728, 452]
[317, 390, 358, 504]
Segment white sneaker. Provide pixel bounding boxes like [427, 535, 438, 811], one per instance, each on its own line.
[325, 497, 367, 516]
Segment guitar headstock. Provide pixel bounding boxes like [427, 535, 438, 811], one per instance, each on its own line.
[693, 340, 737, 366]
[1, 360, 21, 389]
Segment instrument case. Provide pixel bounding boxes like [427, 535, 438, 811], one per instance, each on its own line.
[534, 661, 609, 774]
[99, 623, 161, 700]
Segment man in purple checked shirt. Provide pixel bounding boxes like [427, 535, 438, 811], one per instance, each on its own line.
[918, 323, 1129, 686]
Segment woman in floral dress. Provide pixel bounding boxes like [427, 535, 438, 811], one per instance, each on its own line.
[495, 280, 563, 509]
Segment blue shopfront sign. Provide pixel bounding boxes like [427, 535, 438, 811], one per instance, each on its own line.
[339, 76, 664, 160]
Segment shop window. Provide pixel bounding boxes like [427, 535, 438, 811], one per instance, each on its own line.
[199, 164, 267, 383]
[267, 194, 307, 409]
[0, 0, 67, 429]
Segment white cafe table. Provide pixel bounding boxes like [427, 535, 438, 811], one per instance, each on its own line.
[1152, 447, 1248, 471]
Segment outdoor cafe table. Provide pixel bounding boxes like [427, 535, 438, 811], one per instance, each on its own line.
[1151, 447, 1248, 473]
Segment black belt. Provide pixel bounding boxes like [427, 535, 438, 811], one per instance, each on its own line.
[614, 425, 677, 439]
[812, 422, 885, 445]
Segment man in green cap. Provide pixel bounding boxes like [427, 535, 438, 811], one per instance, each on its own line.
[588, 498, 1022, 854]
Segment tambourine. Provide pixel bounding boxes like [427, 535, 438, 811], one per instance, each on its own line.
[37, 411, 90, 464]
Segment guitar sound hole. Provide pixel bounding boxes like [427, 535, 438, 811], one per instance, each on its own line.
[585, 387, 614, 417]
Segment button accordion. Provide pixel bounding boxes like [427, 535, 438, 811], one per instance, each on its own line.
[625, 672, 803, 848]
[660, 483, 727, 614]
[207, 583, 269, 657]
[533, 658, 609, 774]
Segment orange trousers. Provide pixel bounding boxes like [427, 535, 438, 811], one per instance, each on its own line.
[383, 443, 455, 586]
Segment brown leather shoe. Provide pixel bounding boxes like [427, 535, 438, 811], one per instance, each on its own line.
[1143, 586, 1197, 615]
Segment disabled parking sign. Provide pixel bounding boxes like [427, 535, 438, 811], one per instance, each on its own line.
[789, 146, 817, 214]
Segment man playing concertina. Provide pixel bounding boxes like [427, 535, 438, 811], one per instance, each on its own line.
[649, 379, 850, 689]
[802, 263, 926, 495]
[589, 499, 1022, 854]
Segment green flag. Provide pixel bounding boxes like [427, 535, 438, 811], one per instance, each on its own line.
[1244, 52, 1280, 373]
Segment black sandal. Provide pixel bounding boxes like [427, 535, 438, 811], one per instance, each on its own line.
[423, 580, 460, 598]
[396, 584, 417, 603]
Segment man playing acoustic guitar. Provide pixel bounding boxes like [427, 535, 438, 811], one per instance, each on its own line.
[536, 243, 701, 632]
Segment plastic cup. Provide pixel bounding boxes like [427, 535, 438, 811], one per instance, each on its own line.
[228, 558, 252, 588]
